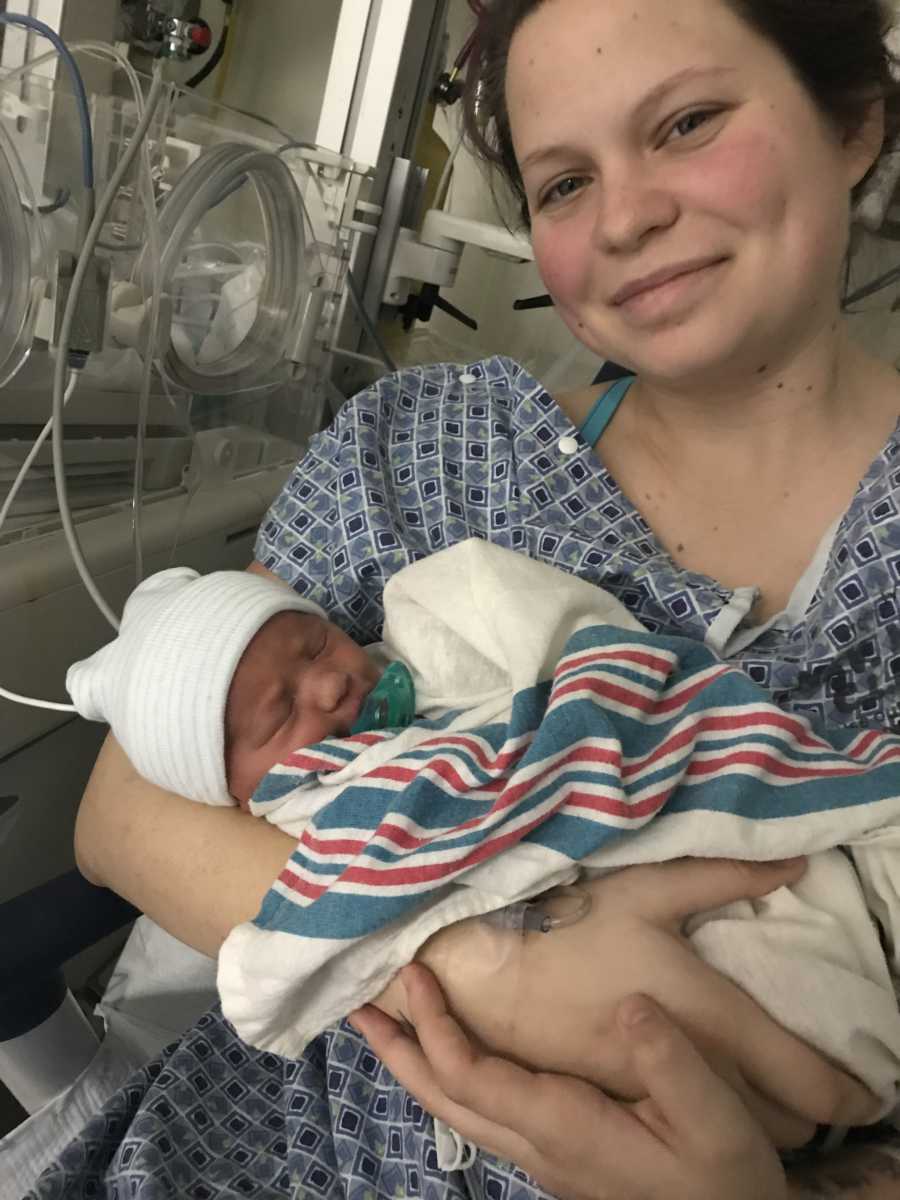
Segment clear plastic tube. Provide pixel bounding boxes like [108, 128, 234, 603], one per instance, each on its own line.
[0, 14, 94, 189]
[0, 123, 48, 388]
[51, 63, 169, 633]
[1, 41, 163, 598]
[138, 140, 309, 394]
[481, 885, 593, 935]
[0, 376, 79, 713]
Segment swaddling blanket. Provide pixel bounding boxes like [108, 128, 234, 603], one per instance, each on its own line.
[219, 541, 900, 1109]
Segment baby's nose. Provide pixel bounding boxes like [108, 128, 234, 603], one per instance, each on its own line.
[300, 664, 348, 713]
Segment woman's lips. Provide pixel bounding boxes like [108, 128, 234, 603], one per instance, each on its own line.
[612, 256, 727, 305]
[612, 257, 728, 322]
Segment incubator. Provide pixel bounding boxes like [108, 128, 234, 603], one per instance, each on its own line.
[0, 48, 369, 895]
[0, 0, 457, 1169]
[0, 0, 576, 1183]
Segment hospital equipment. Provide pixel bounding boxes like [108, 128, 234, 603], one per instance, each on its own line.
[0, 3, 549, 1181]
[480, 885, 594, 935]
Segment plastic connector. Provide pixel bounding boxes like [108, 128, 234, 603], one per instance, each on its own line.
[53, 250, 111, 365]
[481, 885, 593, 936]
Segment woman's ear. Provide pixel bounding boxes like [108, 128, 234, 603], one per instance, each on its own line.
[845, 97, 886, 189]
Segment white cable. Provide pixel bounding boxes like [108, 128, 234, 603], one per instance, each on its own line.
[51, 62, 169, 633]
[0, 372, 79, 713]
[57, 44, 164, 585]
[0, 372, 77, 532]
[0, 685, 76, 713]
[2, 41, 164, 621]
[435, 124, 465, 212]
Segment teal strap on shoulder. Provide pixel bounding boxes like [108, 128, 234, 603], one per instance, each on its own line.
[579, 375, 636, 445]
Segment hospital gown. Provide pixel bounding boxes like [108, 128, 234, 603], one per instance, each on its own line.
[28, 356, 900, 1198]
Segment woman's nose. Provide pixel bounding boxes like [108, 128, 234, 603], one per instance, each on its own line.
[590, 162, 679, 254]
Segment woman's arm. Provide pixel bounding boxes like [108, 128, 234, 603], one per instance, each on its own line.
[73, 558, 296, 953]
[74, 732, 296, 956]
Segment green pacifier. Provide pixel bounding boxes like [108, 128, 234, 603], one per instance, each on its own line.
[351, 661, 416, 734]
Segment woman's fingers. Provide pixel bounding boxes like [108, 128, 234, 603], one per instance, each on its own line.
[635, 856, 808, 925]
[618, 995, 786, 1175]
[384, 965, 564, 1142]
[356, 971, 790, 1200]
[729, 993, 880, 1129]
[348, 989, 535, 1166]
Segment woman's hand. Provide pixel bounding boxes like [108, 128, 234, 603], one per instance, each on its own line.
[358, 857, 880, 1191]
[352, 964, 790, 1200]
[372, 857, 877, 1147]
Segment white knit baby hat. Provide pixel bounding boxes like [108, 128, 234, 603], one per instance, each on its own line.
[66, 568, 326, 806]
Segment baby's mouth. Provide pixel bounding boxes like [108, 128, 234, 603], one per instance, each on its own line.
[341, 677, 371, 730]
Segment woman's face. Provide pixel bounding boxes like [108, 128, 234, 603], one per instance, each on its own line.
[506, 0, 879, 385]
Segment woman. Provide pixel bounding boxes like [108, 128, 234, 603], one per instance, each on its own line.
[47, 0, 900, 1196]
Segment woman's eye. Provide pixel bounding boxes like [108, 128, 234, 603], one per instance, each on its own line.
[666, 108, 719, 142]
[540, 175, 587, 208]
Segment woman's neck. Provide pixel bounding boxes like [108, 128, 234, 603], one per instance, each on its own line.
[633, 322, 859, 451]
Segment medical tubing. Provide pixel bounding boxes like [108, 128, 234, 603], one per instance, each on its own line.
[0, 378, 79, 714]
[51, 63, 168, 634]
[0, 685, 77, 714]
[481, 885, 593, 934]
[6, 39, 164, 585]
[0, 373, 78, 534]
[0, 14, 94, 190]
[345, 265, 397, 373]
[127, 78, 164, 588]
[144, 141, 307, 394]
[435, 125, 464, 210]
[0, 122, 46, 389]
[0, 381, 81, 710]
[1, 37, 161, 592]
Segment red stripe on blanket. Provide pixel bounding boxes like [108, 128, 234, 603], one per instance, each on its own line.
[684, 744, 900, 779]
[555, 647, 676, 676]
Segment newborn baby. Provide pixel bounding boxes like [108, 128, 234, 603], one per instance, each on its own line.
[224, 607, 382, 805]
[67, 567, 382, 807]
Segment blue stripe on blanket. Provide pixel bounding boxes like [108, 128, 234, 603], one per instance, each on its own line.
[251, 626, 900, 942]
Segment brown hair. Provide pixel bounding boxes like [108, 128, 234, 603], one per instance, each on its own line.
[462, 0, 900, 227]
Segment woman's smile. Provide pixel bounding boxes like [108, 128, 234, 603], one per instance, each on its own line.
[612, 256, 730, 325]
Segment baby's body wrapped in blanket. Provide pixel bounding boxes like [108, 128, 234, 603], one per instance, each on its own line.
[218, 540, 900, 1113]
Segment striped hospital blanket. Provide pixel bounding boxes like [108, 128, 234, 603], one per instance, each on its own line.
[219, 617, 900, 1101]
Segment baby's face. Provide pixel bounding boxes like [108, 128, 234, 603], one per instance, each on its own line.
[225, 610, 381, 803]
